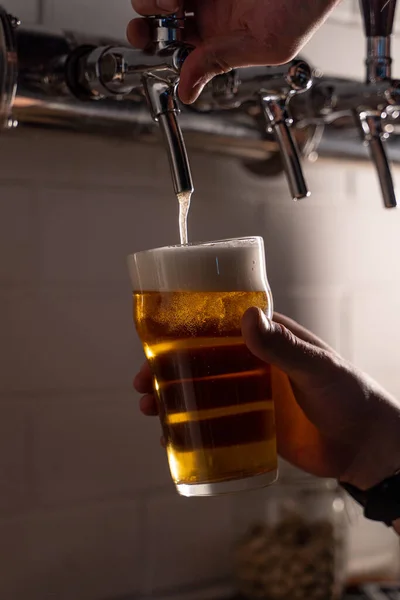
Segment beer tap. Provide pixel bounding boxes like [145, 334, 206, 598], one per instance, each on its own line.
[0, 8, 19, 130]
[303, 0, 400, 208]
[192, 61, 313, 201]
[6, 3, 400, 210]
[69, 14, 193, 197]
[259, 65, 312, 201]
[357, 0, 399, 208]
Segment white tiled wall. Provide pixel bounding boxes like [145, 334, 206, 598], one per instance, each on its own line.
[0, 500, 142, 600]
[1, 125, 400, 599]
[1, 0, 400, 599]
[42, 0, 134, 39]
[143, 492, 234, 594]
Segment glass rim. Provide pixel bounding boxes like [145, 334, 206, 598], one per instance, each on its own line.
[128, 236, 263, 260]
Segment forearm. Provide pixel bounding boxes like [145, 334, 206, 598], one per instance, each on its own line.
[394, 520, 400, 535]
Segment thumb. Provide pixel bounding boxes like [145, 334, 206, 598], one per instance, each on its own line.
[242, 307, 327, 379]
[178, 32, 282, 104]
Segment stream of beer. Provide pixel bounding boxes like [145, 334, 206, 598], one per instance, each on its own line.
[177, 191, 192, 245]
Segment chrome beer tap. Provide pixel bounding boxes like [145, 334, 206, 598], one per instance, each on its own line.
[309, 0, 400, 208]
[192, 61, 313, 201]
[70, 14, 193, 197]
[358, 0, 399, 208]
[0, 8, 19, 130]
[5, 3, 400, 210]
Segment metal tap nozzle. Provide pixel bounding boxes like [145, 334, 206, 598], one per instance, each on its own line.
[143, 77, 193, 195]
[358, 109, 397, 208]
[256, 61, 313, 200]
[260, 94, 310, 200]
[258, 61, 312, 201]
[0, 9, 18, 129]
[192, 59, 313, 201]
[259, 60, 312, 200]
[357, 0, 399, 207]
[69, 13, 193, 196]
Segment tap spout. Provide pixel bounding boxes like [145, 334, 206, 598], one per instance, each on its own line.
[65, 13, 194, 198]
[0, 8, 18, 129]
[358, 109, 397, 208]
[144, 77, 193, 195]
[158, 110, 194, 196]
[260, 94, 310, 200]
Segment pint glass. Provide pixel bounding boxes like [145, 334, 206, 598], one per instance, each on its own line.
[128, 237, 278, 496]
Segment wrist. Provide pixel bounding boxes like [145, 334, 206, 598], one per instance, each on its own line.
[341, 457, 400, 491]
[340, 448, 400, 492]
[341, 470, 400, 527]
[340, 394, 400, 490]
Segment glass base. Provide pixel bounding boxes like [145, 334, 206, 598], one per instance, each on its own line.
[176, 469, 278, 497]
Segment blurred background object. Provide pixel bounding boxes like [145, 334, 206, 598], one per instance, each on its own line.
[234, 469, 347, 600]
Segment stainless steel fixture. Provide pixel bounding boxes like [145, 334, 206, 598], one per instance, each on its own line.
[0, 7, 18, 129]
[69, 13, 194, 197]
[190, 60, 313, 200]
[359, 0, 398, 207]
[66, 13, 313, 200]
[1, 0, 400, 206]
[307, 0, 400, 208]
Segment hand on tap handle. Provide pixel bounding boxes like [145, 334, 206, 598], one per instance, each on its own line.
[127, 0, 340, 103]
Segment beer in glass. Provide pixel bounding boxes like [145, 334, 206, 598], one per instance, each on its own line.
[128, 237, 277, 496]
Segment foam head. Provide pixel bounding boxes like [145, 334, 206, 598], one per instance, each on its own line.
[127, 237, 270, 293]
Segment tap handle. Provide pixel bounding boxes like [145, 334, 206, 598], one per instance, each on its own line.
[148, 13, 185, 46]
[360, 0, 397, 82]
[360, 0, 397, 37]
[260, 95, 309, 200]
[358, 110, 397, 208]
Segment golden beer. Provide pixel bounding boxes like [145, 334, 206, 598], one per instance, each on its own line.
[129, 238, 278, 496]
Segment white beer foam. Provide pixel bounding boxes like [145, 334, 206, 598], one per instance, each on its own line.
[127, 237, 270, 292]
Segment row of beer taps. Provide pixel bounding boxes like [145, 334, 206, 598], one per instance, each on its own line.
[3, 0, 400, 207]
